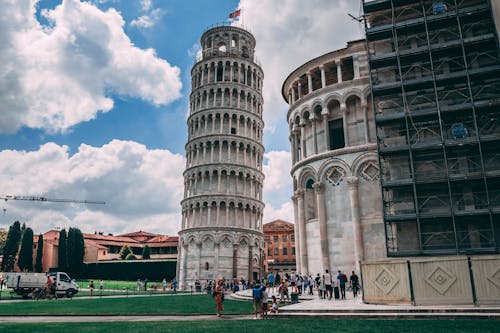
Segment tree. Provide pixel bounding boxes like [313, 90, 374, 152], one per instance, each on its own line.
[18, 227, 34, 271]
[119, 245, 131, 260]
[67, 227, 85, 276]
[0, 229, 7, 255]
[125, 253, 137, 260]
[58, 229, 68, 271]
[142, 245, 150, 260]
[35, 234, 44, 273]
[1, 221, 22, 272]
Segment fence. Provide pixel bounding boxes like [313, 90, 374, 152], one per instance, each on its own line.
[361, 255, 500, 305]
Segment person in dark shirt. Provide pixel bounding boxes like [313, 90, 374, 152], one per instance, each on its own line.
[350, 271, 360, 298]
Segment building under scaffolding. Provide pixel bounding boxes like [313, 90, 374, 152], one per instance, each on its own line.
[363, 0, 500, 255]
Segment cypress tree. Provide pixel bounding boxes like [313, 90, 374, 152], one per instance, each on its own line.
[119, 245, 131, 259]
[35, 234, 44, 273]
[142, 245, 150, 259]
[58, 229, 68, 271]
[18, 227, 34, 271]
[1, 221, 22, 271]
[67, 227, 85, 277]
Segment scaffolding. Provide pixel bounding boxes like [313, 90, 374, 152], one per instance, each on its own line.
[364, 0, 500, 255]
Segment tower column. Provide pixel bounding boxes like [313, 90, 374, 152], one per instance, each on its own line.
[296, 189, 308, 274]
[313, 182, 330, 272]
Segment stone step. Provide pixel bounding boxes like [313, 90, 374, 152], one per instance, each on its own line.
[278, 307, 500, 314]
[273, 312, 500, 319]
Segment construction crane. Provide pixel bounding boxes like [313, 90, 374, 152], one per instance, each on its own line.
[1, 195, 105, 205]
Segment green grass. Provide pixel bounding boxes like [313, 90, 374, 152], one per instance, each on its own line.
[0, 319, 498, 333]
[0, 294, 252, 315]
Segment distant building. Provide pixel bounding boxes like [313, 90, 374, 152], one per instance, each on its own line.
[33, 230, 178, 272]
[263, 220, 296, 273]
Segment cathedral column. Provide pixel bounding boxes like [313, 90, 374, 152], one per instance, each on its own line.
[341, 103, 348, 147]
[300, 122, 306, 159]
[207, 205, 212, 225]
[313, 182, 330, 272]
[214, 239, 220, 280]
[346, 176, 364, 272]
[311, 114, 318, 154]
[180, 242, 188, 290]
[320, 65, 326, 88]
[292, 194, 301, 273]
[362, 102, 370, 143]
[291, 85, 296, 104]
[248, 245, 253, 281]
[216, 202, 221, 226]
[298, 81, 302, 99]
[321, 107, 329, 151]
[307, 71, 313, 94]
[296, 189, 308, 274]
[336, 59, 342, 83]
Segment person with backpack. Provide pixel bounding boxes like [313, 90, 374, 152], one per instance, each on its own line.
[350, 271, 360, 298]
[337, 270, 348, 300]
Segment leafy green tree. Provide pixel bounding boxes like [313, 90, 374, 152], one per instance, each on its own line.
[0, 229, 7, 255]
[119, 245, 131, 259]
[1, 221, 22, 272]
[125, 253, 137, 260]
[142, 245, 151, 259]
[35, 234, 44, 273]
[58, 229, 68, 271]
[18, 227, 34, 271]
[67, 227, 85, 276]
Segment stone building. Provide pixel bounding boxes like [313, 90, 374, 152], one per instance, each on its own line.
[282, 39, 386, 275]
[263, 220, 296, 273]
[177, 24, 265, 289]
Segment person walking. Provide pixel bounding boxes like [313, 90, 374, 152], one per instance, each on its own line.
[215, 279, 224, 317]
[350, 271, 360, 298]
[267, 271, 275, 292]
[260, 286, 269, 319]
[318, 274, 326, 299]
[308, 275, 314, 295]
[324, 270, 333, 300]
[337, 270, 347, 300]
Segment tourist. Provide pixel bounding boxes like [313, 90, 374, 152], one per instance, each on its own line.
[270, 295, 279, 314]
[260, 286, 268, 319]
[279, 280, 290, 303]
[318, 274, 326, 299]
[99, 280, 104, 291]
[308, 275, 314, 295]
[324, 269, 333, 300]
[252, 283, 262, 319]
[143, 278, 148, 291]
[337, 270, 347, 300]
[215, 279, 224, 317]
[267, 271, 275, 292]
[350, 271, 360, 298]
[297, 276, 302, 294]
[275, 271, 281, 288]
[89, 280, 95, 297]
[172, 276, 178, 293]
[162, 278, 167, 292]
[136, 279, 142, 291]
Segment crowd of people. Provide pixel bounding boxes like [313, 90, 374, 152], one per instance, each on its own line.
[211, 269, 361, 318]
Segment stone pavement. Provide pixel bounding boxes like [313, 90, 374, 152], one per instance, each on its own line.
[233, 289, 500, 319]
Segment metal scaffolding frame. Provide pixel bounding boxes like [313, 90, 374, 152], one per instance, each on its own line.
[364, 0, 500, 256]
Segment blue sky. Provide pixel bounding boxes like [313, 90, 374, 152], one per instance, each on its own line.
[0, 0, 361, 235]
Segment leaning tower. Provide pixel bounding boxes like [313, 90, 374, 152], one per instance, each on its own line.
[177, 25, 265, 290]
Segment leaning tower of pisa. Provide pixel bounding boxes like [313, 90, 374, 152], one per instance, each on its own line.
[177, 25, 265, 290]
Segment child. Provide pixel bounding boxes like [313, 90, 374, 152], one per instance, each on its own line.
[270, 295, 279, 314]
[260, 286, 268, 319]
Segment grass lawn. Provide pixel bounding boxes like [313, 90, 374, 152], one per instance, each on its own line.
[0, 319, 498, 333]
[0, 294, 252, 315]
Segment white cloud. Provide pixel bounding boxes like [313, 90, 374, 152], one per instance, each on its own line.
[0, 0, 181, 134]
[0, 140, 185, 235]
[262, 151, 294, 223]
[140, 0, 152, 11]
[0, 144, 294, 234]
[130, 8, 164, 28]
[234, 0, 362, 133]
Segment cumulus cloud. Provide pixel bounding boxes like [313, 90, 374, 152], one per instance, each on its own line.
[0, 144, 293, 234]
[234, 0, 362, 133]
[0, 140, 185, 235]
[130, 0, 164, 28]
[262, 151, 293, 223]
[0, 0, 181, 134]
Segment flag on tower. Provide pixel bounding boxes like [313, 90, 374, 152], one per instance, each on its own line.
[229, 9, 241, 19]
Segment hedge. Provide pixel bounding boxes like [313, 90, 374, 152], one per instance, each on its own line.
[81, 260, 177, 281]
